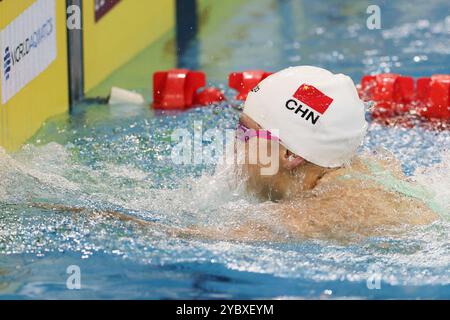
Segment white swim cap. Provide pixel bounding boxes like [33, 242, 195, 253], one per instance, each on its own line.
[243, 66, 368, 168]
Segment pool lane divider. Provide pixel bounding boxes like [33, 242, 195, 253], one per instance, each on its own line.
[151, 69, 450, 123]
[360, 73, 450, 121]
[229, 70, 273, 101]
[151, 69, 274, 110]
[152, 69, 225, 110]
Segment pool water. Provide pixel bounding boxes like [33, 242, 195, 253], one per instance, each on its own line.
[1, 0, 450, 299]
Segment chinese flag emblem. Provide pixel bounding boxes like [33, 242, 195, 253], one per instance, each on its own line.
[293, 84, 334, 114]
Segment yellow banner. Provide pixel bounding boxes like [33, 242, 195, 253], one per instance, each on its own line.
[0, 0, 69, 151]
[83, 0, 175, 94]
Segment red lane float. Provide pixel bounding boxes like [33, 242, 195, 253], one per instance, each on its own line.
[193, 87, 226, 106]
[360, 73, 450, 120]
[360, 74, 414, 117]
[151, 69, 449, 120]
[153, 69, 226, 110]
[418, 75, 450, 119]
[229, 70, 273, 100]
[153, 69, 205, 109]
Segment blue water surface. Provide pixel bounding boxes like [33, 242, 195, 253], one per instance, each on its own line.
[1, 0, 450, 299]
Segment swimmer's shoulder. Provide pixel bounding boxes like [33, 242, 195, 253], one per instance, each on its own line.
[316, 155, 440, 219]
[320, 154, 404, 181]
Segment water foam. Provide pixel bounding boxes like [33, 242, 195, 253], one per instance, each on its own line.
[1, 139, 450, 287]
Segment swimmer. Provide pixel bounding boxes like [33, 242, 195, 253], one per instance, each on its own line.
[34, 66, 438, 243]
[222, 66, 438, 241]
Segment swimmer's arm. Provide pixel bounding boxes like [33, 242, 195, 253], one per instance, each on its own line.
[31, 203, 277, 241]
[30, 203, 218, 240]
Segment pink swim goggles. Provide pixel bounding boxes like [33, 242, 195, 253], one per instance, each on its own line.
[235, 121, 280, 143]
